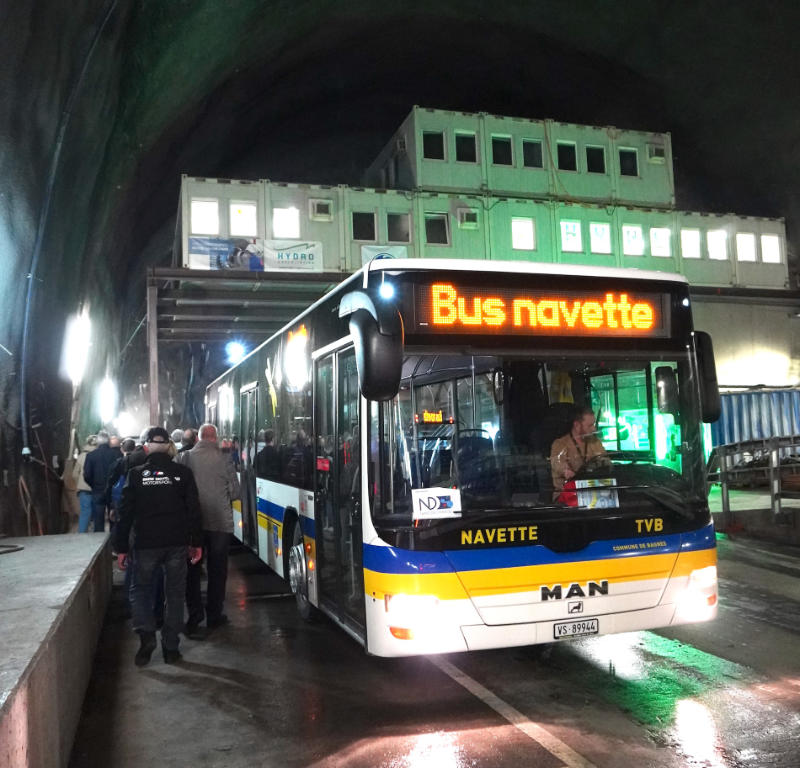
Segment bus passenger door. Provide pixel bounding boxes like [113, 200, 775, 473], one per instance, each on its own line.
[239, 387, 259, 551]
[314, 348, 365, 636]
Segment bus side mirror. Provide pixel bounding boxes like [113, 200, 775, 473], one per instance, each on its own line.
[339, 290, 404, 401]
[695, 331, 721, 423]
[655, 366, 679, 415]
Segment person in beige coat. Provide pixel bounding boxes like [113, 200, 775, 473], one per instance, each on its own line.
[179, 423, 241, 632]
[72, 435, 97, 532]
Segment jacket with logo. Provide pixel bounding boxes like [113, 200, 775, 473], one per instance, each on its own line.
[115, 452, 202, 552]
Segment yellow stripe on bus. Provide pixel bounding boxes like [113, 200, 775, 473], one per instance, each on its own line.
[363, 547, 716, 601]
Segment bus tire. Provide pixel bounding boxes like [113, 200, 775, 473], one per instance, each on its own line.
[288, 520, 316, 622]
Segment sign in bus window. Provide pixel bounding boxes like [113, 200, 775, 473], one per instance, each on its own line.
[414, 283, 669, 338]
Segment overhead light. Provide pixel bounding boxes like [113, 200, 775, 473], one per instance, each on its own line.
[226, 341, 246, 365]
[60, 309, 91, 386]
[98, 377, 118, 425]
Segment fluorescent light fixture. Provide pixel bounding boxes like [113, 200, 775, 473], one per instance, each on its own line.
[98, 376, 118, 425]
[60, 309, 91, 386]
[114, 410, 136, 438]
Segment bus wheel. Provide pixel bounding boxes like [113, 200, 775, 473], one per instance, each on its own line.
[288, 521, 315, 621]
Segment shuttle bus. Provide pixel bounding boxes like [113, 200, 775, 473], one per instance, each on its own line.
[206, 259, 720, 656]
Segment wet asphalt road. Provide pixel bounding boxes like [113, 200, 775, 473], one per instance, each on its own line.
[70, 535, 800, 768]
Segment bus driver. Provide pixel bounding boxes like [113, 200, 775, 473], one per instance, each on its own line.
[550, 405, 609, 496]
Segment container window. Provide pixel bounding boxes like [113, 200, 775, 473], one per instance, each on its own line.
[492, 136, 513, 166]
[422, 131, 445, 160]
[681, 229, 701, 259]
[736, 233, 756, 262]
[761, 234, 781, 263]
[352, 212, 376, 241]
[425, 213, 450, 245]
[650, 227, 672, 257]
[557, 142, 577, 171]
[191, 199, 219, 235]
[522, 139, 543, 168]
[387, 213, 410, 243]
[622, 225, 645, 256]
[707, 230, 728, 260]
[455, 133, 477, 163]
[230, 201, 258, 237]
[586, 146, 606, 174]
[511, 217, 535, 250]
[272, 207, 299, 239]
[560, 220, 582, 252]
[590, 222, 612, 254]
[619, 149, 639, 177]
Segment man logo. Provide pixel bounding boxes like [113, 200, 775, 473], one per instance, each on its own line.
[568, 601, 583, 614]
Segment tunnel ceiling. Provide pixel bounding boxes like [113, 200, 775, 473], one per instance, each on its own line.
[2, 0, 800, 532]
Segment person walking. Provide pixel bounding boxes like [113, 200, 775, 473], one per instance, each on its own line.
[115, 427, 203, 665]
[83, 430, 119, 533]
[179, 428, 197, 453]
[105, 437, 136, 540]
[73, 435, 97, 532]
[179, 422, 241, 633]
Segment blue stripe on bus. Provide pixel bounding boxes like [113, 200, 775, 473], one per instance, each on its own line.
[256, 496, 285, 523]
[363, 523, 715, 575]
[255, 494, 316, 539]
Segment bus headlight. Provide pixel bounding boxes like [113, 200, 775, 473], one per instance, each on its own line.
[384, 594, 439, 640]
[675, 565, 718, 623]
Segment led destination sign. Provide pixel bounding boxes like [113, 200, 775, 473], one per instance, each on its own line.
[414, 283, 668, 337]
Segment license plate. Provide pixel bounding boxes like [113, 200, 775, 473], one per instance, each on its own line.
[553, 618, 599, 639]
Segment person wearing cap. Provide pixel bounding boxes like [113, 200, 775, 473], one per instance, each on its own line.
[115, 426, 203, 665]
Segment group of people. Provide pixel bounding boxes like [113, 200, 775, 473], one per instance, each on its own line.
[74, 423, 240, 666]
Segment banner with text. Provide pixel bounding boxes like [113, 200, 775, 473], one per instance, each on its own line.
[264, 240, 324, 272]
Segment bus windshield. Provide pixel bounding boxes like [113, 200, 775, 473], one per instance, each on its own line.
[368, 352, 708, 530]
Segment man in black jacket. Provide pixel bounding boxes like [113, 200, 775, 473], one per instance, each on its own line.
[115, 427, 203, 666]
[83, 430, 120, 533]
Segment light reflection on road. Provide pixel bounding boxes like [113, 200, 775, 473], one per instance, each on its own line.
[673, 699, 727, 768]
